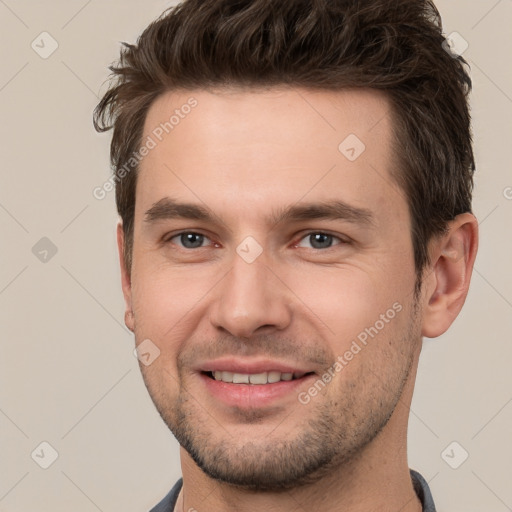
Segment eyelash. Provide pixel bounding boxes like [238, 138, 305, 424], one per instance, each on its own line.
[293, 232, 348, 249]
[165, 231, 348, 250]
[165, 231, 216, 249]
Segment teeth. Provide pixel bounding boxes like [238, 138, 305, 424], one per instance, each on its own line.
[212, 371, 300, 384]
[267, 371, 281, 383]
[222, 371, 233, 383]
[233, 373, 249, 384]
[249, 372, 267, 384]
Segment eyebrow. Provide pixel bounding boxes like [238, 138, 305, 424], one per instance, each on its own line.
[144, 197, 374, 227]
[145, 198, 211, 223]
[270, 201, 374, 227]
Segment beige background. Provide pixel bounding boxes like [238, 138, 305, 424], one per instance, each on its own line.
[1, 0, 511, 510]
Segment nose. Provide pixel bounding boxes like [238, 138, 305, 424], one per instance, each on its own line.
[209, 252, 293, 339]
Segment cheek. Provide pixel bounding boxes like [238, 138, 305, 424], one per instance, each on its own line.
[285, 265, 405, 347]
[130, 261, 213, 351]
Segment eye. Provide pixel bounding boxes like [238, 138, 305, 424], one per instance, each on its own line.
[296, 232, 344, 249]
[169, 232, 210, 249]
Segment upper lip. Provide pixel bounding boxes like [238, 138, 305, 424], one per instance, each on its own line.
[197, 357, 314, 375]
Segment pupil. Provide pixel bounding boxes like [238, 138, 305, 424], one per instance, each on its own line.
[310, 233, 332, 249]
[181, 233, 204, 248]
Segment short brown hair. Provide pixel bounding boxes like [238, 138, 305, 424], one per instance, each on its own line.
[94, 0, 474, 282]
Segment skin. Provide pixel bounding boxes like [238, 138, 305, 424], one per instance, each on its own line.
[118, 87, 478, 512]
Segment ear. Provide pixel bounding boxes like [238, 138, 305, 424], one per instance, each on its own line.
[421, 213, 478, 338]
[117, 221, 135, 332]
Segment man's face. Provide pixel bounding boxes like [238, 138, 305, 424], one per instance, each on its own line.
[125, 87, 423, 489]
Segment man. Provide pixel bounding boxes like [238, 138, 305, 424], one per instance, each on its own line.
[94, 0, 478, 510]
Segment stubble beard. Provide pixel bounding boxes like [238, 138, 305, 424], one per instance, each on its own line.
[141, 308, 420, 492]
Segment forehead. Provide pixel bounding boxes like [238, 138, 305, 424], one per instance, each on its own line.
[143, 86, 392, 156]
[136, 87, 405, 227]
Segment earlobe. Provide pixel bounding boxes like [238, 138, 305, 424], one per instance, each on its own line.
[421, 213, 478, 338]
[125, 310, 135, 332]
[117, 222, 135, 332]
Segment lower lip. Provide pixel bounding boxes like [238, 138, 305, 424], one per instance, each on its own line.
[200, 373, 316, 408]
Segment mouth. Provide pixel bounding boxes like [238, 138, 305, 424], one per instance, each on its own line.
[203, 370, 313, 384]
[197, 359, 318, 408]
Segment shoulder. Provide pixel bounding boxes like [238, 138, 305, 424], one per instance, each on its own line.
[149, 478, 183, 512]
[410, 469, 437, 512]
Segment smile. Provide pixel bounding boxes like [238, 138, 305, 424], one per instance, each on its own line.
[208, 370, 309, 384]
